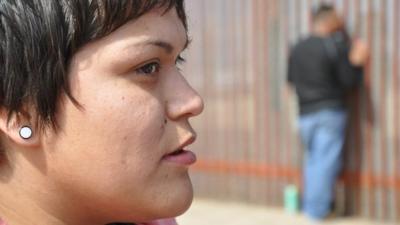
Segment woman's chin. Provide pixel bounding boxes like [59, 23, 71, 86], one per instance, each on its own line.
[162, 179, 194, 217]
[173, 188, 194, 216]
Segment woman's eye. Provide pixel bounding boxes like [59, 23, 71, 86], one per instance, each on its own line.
[176, 55, 186, 65]
[136, 62, 160, 75]
[175, 55, 186, 71]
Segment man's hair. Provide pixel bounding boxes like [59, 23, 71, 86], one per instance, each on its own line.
[312, 3, 335, 23]
[0, 0, 187, 129]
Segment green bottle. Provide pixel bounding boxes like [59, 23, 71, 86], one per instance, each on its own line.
[284, 185, 299, 214]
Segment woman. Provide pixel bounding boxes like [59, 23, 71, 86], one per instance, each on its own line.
[0, 0, 203, 225]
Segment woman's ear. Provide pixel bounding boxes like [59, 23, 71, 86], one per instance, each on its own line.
[0, 109, 41, 148]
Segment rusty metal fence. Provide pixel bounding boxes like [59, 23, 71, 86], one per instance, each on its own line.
[182, 0, 400, 222]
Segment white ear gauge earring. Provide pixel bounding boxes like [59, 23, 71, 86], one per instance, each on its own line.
[19, 126, 33, 139]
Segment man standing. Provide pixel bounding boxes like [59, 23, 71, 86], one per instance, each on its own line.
[287, 4, 369, 220]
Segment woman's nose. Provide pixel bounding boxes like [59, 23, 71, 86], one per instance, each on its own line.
[165, 77, 204, 120]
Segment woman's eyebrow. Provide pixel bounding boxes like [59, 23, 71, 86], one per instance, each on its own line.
[145, 38, 190, 54]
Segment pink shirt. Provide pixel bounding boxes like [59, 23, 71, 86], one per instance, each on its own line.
[0, 218, 178, 225]
[139, 218, 178, 225]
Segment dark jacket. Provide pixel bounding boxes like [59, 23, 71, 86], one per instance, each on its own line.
[287, 31, 363, 115]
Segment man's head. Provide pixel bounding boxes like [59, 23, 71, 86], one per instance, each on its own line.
[311, 4, 343, 36]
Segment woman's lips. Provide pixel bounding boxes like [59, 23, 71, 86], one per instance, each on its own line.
[162, 149, 197, 166]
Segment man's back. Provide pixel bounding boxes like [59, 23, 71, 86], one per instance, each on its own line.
[288, 33, 363, 115]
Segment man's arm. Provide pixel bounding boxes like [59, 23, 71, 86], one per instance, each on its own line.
[336, 38, 369, 89]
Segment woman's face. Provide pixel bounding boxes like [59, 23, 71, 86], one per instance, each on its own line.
[42, 7, 203, 223]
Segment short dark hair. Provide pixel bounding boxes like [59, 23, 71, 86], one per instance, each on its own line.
[312, 3, 335, 23]
[0, 0, 187, 129]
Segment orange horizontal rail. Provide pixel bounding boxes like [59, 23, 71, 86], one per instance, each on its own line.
[193, 159, 301, 179]
[193, 160, 400, 189]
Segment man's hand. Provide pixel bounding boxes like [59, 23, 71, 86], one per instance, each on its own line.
[349, 39, 369, 66]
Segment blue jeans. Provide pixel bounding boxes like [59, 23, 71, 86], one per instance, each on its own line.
[299, 108, 348, 219]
